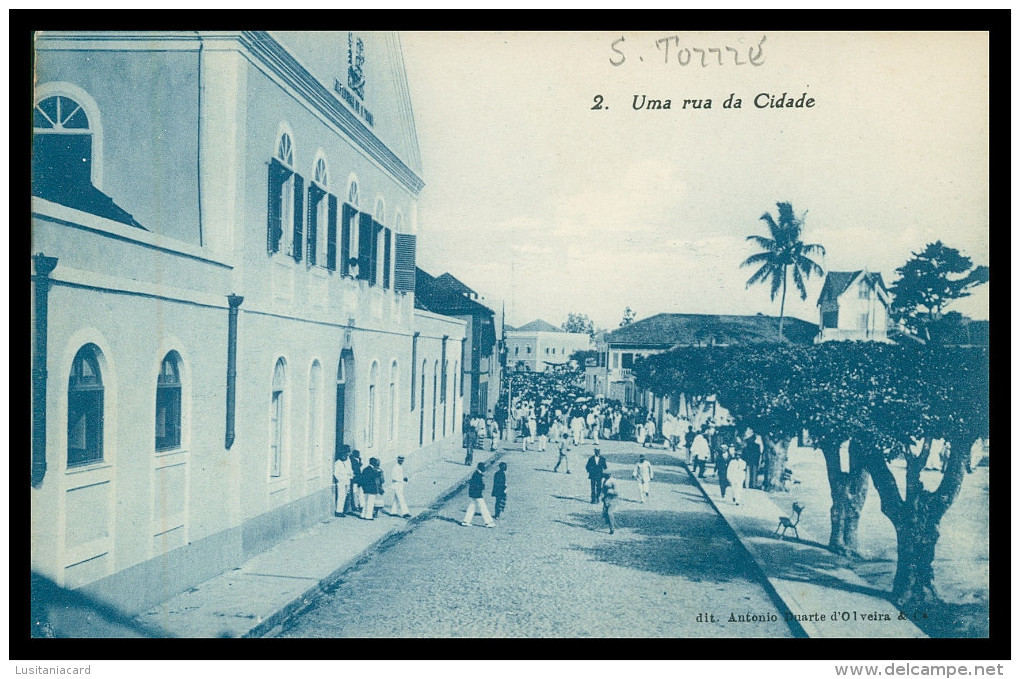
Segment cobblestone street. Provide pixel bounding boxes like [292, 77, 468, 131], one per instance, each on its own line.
[281, 438, 793, 638]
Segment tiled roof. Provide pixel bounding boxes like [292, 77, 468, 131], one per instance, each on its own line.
[414, 268, 494, 317]
[817, 270, 888, 305]
[435, 272, 476, 298]
[514, 319, 562, 333]
[605, 313, 817, 346]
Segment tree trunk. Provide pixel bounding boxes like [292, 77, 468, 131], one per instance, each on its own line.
[778, 267, 788, 341]
[820, 440, 870, 555]
[761, 435, 791, 492]
[864, 435, 974, 611]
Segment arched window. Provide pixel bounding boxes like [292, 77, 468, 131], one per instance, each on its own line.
[367, 361, 379, 447]
[419, 360, 427, 446]
[388, 360, 398, 441]
[67, 344, 104, 467]
[308, 361, 323, 471]
[431, 360, 438, 442]
[155, 352, 182, 451]
[452, 361, 459, 429]
[341, 178, 360, 277]
[308, 155, 329, 268]
[270, 359, 287, 477]
[33, 94, 93, 197]
[372, 197, 390, 288]
[268, 129, 304, 261]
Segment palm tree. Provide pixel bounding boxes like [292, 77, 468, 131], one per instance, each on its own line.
[741, 202, 826, 341]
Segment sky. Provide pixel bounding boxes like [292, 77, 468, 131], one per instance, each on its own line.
[400, 31, 989, 331]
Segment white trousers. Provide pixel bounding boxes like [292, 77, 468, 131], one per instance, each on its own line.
[730, 483, 743, 504]
[390, 485, 409, 516]
[463, 498, 495, 526]
[335, 481, 351, 512]
[361, 493, 378, 519]
[636, 479, 650, 501]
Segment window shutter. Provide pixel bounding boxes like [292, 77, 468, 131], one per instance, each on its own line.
[394, 233, 416, 292]
[292, 174, 304, 262]
[267, 159, 285, 254]
[358, 212, 374, 281]
[306, 185, 321, 266]
[327, 194, 339, 271]
[371, 220, 383, 285]
[382, 227, 392, 289]
[340, 203, 353, 276]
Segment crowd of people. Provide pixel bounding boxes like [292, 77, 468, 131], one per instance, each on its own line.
[331, 368, 775, 534]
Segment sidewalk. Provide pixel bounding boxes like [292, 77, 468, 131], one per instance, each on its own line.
[686, 462, 927, 638]
[122, 443, 504, 638]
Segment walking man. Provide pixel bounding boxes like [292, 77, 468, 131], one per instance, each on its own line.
[389, 455, 411, 518]
[742, 430, 762, 490]
[553, 432, 571, 473]
[601, 471, 619, 535]
[632, 453, 654, 503]
[691, 430, 711, 478]
[464, 424, 478, 466]
[727, 454, 748, 505]
[492, 462, 508, 519]
[462, 462, 496, 528]
[585, 448, 608, 504]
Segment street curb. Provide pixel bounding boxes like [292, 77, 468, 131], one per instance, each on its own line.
[248, 448, 506, 638]
[684, 464, 812, 639]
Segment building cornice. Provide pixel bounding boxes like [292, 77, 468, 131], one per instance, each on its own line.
[239, 31, 425, 196]
[35, 31, 426, 196]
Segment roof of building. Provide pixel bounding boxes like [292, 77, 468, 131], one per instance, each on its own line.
[33, 179, 146, 231]
[817, 270, 888, 305]
[435, 272, 476, 298]
[513, 319, 562, 333]
[414, 268, 494, 317]
[605, 313, 818, 347]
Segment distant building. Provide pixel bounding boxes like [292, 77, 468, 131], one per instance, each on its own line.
[414, 269, 502, 418]
[815, 270, 891, 343]
[587, 313, 817, 405]
[505, 319, 592, 373]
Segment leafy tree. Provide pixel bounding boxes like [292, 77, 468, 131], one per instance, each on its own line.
[619, 307, 636, 328]
[634, 341, 989, 612]
[562, 312, 595, 338]
[793, 342, 877, 555]
[888, 241, 989, 343]
[741, 202, 825, 341]
[712, 343, 808, 491]
[569, 349, 598, 367]
[861, 344, 989, 610]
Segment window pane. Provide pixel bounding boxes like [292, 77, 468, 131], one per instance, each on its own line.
[37, 97, 59, 125]
[62, 105, 89, 129]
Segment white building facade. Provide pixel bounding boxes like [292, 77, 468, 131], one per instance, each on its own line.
[815, 270, 891, 343]
[30, 31, 465, 614]
[505, 319, 592, 373]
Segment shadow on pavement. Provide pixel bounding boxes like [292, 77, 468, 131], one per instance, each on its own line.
[565, 510, 759, 582]
[552, 494, 589, 504]
[602, 452, 681, 466]
[647, 470, 691, 486]
[31, 571, 168, 638]
[751, 539, 891, 601]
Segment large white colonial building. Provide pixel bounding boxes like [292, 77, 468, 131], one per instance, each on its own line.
[505, 319, 592, 373]
[30, 31, 466, 615]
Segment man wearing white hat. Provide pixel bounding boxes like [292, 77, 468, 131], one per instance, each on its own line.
[389, 455, 411, 518]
